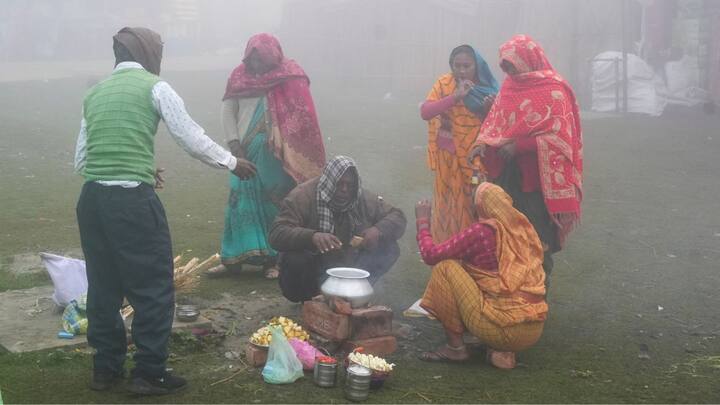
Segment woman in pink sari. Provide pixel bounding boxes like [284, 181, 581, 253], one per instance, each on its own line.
[210, 33, 326, 278]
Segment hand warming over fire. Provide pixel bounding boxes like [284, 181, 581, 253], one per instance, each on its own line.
[312, 232, 343, 254]
[359, 226, 381, 251]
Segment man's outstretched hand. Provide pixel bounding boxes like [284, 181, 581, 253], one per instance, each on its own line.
[232, 158, 257, 180]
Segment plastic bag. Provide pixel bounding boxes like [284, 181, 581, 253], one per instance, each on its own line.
[62, 295, 88, 335]
[288, 338, 321, 370]
[262, 325, 304, 384]
[40, 252, 87, 306]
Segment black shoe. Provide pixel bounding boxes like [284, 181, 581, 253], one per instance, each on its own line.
[90, 370, 124, 391]
[127, 373, 187, 395]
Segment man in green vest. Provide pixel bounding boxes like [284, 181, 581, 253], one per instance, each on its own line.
[74, 27, 256, 396]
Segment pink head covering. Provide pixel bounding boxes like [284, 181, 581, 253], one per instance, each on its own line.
[222, 33, 326, 183]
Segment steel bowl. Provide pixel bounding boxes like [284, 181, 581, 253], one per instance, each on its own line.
[175, 305, 199, 322]
[321, 267, 374, 308]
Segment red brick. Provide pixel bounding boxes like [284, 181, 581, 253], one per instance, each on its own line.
[350, 306, 393, 340]
[330, 297, 353, 315]
[302, 300, 351, 341]
[245, 343, 268, 367]
[342, 335, 397, 356]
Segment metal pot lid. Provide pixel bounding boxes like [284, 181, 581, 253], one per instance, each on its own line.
[347, 364, 372, 376]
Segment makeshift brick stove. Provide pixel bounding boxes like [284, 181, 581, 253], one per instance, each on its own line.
[243, 296, 397, 368]
[301, 295, 397, 357]
[245, 268, 397, 367]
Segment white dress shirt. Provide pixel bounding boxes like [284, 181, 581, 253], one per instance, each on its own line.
[74, 62, 237, 187]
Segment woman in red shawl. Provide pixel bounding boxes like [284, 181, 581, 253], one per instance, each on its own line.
[210, 33, 326, 279]
[470, 35, 583, 285]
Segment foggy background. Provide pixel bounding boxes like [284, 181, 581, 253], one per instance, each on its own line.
[3, 0, 718, 106]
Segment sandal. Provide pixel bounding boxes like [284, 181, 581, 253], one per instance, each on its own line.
[418, 344, 469, 363]
[206, 264, 229, 278]
[264, 266, 280, 280]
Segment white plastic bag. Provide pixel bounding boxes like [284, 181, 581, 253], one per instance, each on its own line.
[262, 325, 304, 384]
[40, 252, 87, 307]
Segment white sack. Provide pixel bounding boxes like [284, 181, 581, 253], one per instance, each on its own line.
[40, 252, 87, 307]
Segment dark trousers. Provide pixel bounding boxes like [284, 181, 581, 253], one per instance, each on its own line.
[278, 241, 400, 302]
[76, 182, 174, 378]
[494, 161, 559, 287]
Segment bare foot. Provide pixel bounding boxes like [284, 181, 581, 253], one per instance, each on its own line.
[487, 349, 516, 369]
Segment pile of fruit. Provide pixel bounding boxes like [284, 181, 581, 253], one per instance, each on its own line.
[348, 351, 395, 372]
[250, 316, 310, 347]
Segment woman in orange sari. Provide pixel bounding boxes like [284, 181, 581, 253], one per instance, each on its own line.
[470, 35, 583, 283]
[421, 45, 499, 243]
[415, 183, 547, 369]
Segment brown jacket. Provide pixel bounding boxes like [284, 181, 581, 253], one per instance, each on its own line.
[269, 178, 406, 253]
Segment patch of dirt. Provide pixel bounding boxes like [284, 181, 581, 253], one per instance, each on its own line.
[189, 292, 303, 352]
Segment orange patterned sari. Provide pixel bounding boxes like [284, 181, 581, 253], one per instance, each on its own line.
[425, 74, 485, 243]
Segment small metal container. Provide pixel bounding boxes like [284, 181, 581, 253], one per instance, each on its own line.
[345, 364, 372, 402]
[313, 360, 338, 387]
[175, 304, 199, 322]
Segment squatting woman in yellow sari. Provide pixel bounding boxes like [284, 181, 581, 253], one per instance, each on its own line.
[414, 183, 547, 369]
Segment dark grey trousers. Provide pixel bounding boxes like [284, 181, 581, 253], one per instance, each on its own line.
[277, 240, 400, 302]
[77, 182, 174, 378]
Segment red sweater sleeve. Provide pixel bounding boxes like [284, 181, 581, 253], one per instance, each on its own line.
[416, 222, 496, 266]
[420, 95, 456, 121]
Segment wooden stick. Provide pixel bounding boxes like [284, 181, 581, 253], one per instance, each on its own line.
[209, 368, 246, 386]
[120, 306, 135, 320]
[398, 391, 412, 400]
[193, 253, 220, 273]
[180, 257, 199, 274]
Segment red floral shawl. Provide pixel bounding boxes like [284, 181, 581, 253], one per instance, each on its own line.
[223, 33, 325, 182]
[475, 35, 583, 246]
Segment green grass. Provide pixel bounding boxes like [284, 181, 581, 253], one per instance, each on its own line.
[1, 71, 720, 403]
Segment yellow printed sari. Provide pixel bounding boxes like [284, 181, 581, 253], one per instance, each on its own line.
[426, 74, 485, 243]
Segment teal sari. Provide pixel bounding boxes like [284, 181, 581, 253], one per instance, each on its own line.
[221, 98, 296, 266]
